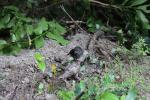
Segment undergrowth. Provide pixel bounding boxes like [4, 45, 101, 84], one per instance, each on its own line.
[57, 56, 149, 100]
[0, 0, 150, 99]
[0, 6, 69, 55]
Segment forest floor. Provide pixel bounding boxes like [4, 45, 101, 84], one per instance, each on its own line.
[0, 30, 150, 100]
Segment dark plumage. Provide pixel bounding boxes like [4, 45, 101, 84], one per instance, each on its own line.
[69, 46, 83, 60]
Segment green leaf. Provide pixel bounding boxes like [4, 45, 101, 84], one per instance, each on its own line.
[34, 36, 45, 48]
[126, 89, 137, 100]
[46, 32, 69, 45]
[11, 34, 17, 42]
[49, 21, 66, 35]
[74, 81, 85, 96]
[4, 6, 19, 12]
[142, 22, 150, 29]
[26, 25, 33, 35]
[87, 17, 95, 28]
[136, 10, 150, 29]
[1, 14, 11, 24]
[34, 18, 48, 35]
[34, 52, 46, 72]
[38, 83, 44, 93]
[88, 85, 98, 96]
[130, 0, 147, 7]
[15, 23, 25, 40]
[137, 5, 150, 13]
[10, 44, 21, 55]
[6, 17, 16, 28]
[0, 40, 7, 49]
[88, 27, 96, 33]
[58, 90, 74, 100]
[122, 0, 130, 5]
[21, 17, 32, 23]
[137, 10, 149, 23]
[120, 95, 126, 100]
[100, 92, 119, 100]
[0, 22, 5, 29]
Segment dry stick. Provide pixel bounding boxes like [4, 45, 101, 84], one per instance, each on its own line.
[89, 0, 120, 9]
[7, 86, 18, 100]
[65, 20, 86, 24]
[60, 5, 86, 32]
[60, 5, 93, 50]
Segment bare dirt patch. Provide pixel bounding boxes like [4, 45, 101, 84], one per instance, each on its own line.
[0, 30, 149, 100]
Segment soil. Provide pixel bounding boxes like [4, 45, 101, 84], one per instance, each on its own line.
[0, 30, 150, 100]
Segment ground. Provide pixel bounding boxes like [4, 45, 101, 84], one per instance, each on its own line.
[0, 30, 150, 100]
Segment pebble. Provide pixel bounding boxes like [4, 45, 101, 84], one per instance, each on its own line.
[22, 77, 30, 84]
[45, 94, 58, 100]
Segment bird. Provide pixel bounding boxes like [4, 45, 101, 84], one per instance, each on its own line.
[69, 46, 84, 60]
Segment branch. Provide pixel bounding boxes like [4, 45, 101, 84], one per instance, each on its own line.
[60, 5, 86, 32]
[89, 0, 120, 9]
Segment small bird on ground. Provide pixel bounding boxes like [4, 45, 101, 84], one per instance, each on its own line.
[59, 47, 88, 79]
[69, 46, 84, 60]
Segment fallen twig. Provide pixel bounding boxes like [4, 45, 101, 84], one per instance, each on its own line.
[65, 20, 86, 24]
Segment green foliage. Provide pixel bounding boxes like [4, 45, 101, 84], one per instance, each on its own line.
[131, 38, 150, 56]
[99, 92, 119, 100]
[58, 90, 75, 100]
[57, 57, 142, 99]
[0, 6, 69, 55]
[34, 52, 46, 72]
[58, 77, 137, 100]
[85, 0, 150, 50]
[115, 37, 150, 58]
[86, 17, 102, 32]
[126, 88, 137, 100]
[112, 0, 150, 30]
[46, 21, 69, 45]
[34, 18, 48, 35]
[116, 0, 150, 47]
[37, 82, 44, 94]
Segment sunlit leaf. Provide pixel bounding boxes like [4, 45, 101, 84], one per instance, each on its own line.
[51, 63, 57, 77]
[100, 92, 119, 100]
[11, 34, 17, 42]
[38, 83, 44, 90]
[120, 95, 126, 100]
[34, 52, 46, 72]
[58, 90, 74, 100]
[38, 83, 44, 93]
[126, 89, 137, 100]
